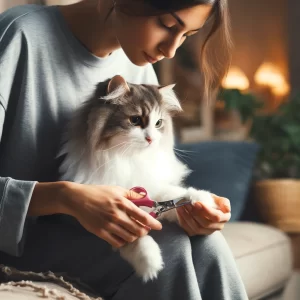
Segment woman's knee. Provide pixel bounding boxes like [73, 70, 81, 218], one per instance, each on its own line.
[150, 221, 192, 263]
[191, 231, 235, 264]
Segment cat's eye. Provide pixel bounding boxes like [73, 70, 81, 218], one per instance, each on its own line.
[130, 116, 142, 126]
[155, 119, 163, 128]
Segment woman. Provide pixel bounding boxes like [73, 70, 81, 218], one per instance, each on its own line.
[0, 0, 248, 299]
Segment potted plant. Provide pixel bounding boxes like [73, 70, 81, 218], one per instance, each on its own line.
[250, 93, 300, 232]
[215, 88, 263, 139]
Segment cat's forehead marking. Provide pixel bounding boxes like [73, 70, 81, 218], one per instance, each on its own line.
[141, 101, 153, 116]
[132, 85, 162, 116]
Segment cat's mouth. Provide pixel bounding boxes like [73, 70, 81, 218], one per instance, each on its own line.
[137, 141, 154, 149]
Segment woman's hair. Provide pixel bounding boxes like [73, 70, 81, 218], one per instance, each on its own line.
[114, 0, 232, 100]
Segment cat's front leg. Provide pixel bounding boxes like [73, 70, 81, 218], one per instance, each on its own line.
[186, 187, 217, 208]
[157, 186, 217, 222]
[119, 235, 164, 282]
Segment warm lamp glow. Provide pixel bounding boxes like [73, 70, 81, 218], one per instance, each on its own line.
[272, 81, 290, 97]
[254, 62, 290, 97]
[254, 62, 284, 87]
[222, 67, 249, 90]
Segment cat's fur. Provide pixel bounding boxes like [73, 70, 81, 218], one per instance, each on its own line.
[58, 75, 215, 282]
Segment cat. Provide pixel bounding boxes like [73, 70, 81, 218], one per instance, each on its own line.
[58, 75, 216, 282]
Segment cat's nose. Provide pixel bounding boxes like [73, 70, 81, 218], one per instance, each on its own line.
[145, 136, 152, 144]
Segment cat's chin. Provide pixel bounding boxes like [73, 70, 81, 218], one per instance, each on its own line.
[143, 143, 157, 151]
[131, 145, 152, 152]
[123, 145, 156, 156]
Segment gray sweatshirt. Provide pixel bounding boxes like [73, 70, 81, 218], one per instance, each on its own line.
[0, 4, 158, 256]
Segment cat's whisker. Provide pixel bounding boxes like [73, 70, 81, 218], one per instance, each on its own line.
[100, 141, 129, 152]
[173, 148, 195, 164]
[174, 149, 191, 158]
[105, 143, 133, 177]
[174, 152, 190, 164]
[174, 148, 197, 158]
[174, 148, 196, 154]
[120, 143, 133, 158]
[88, 143, 130, 180]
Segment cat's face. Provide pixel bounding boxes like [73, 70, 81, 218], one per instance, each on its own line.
[108, 104, 166, 152]
[86, 76, 181, 155]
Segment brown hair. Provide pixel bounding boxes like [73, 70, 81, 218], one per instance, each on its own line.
[113, 0, 232, 100]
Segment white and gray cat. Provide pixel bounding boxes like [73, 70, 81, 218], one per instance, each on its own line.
[58, 75, 216, 282]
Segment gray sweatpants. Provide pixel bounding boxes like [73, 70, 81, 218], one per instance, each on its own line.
[0, 219, 248, 300]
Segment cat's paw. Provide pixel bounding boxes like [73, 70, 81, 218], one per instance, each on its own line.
[187, 187, 217, 209]
[119, 235, 164, 282]
[134, 235, 164, 282]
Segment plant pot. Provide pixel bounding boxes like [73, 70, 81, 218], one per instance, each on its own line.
[254, 179, 300, 232]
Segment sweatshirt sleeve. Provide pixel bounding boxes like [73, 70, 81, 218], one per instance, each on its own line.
[0, 97, 37, 258]
[0, 9, 37, 256]
[0, 175, 36, 256]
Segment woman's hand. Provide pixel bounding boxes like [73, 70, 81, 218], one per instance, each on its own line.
[176, 193, 231, 236]
[29, 182, 162, 248]
[64, 183, 163, 248]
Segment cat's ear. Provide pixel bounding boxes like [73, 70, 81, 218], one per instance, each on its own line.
[158, 83, 182, 112]
[158, 84, 176, 92]
[107, 75, 130, 95]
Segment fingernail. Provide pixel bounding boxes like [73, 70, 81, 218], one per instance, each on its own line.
[145, 225, 151, 231]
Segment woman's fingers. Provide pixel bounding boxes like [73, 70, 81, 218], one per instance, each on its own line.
[211, 194, 231, 213]
[177, 207, 217, 236]
[105, 221, 140, 243]
[179, 203, 228, 230]
[94, 228, 127, 248]
[115, 211, 150, 237]
[192, 202, 231, 223]
[124, 197, 162, 230]
[177, 207, 194, 235]
[187, 207, 227, 230]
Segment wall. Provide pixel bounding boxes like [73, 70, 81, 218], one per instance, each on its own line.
[287, 0, 300, 91]
[228, 0, 289, 86]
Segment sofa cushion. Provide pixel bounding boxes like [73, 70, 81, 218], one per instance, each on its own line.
[177, 141, 260, 221]
[222, 222, 293, 300]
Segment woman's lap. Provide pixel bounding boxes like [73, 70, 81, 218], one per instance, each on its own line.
[0, 218, 248, 300]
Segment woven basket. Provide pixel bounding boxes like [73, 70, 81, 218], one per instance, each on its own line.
[254, 179, 300, 233]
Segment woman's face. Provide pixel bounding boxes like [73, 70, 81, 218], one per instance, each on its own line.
[112, 4, 213, 66]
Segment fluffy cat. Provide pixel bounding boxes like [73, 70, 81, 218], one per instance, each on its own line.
[58, 75, 216, 282]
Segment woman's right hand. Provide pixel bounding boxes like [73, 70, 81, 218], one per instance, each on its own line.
[64, 183, 162, 247]
[29, 181, 161, 248]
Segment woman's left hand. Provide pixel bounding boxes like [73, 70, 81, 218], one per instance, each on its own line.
[176, 194, 231, 236]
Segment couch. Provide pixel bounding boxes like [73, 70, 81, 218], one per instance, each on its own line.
[0, 141, 293, 299]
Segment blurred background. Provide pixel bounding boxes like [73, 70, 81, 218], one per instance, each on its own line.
[1, 1, 300, 300]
